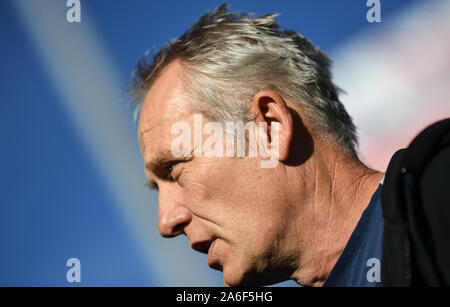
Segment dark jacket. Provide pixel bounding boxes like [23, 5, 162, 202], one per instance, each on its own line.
[381, 118, 450, 286]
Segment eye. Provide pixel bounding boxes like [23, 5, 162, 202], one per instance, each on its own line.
[163, 158, 190, 182]
[166, 163, 176, 181]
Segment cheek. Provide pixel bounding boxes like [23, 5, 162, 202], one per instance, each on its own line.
[178, 160, 253, 230]
[178, 167, 211, 202]
[177, 166, 227, 221]
[180, 159, 237, 202]
[180, 159, 287, 236]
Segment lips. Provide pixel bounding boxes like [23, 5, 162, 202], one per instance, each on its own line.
[191, 238, 221, 270]
[191, 239, 215, 254]
[207, 239, 217, 267]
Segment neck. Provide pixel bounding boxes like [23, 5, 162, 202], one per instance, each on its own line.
[288, 143, 384, 287]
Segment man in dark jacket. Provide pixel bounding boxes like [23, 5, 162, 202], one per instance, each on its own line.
[132, 4, 448, 287]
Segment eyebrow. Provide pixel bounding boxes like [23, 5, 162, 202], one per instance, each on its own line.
[145, 150, 178, 173]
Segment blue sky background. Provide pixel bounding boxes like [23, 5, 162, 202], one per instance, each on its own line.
[0, 0, 426, 286]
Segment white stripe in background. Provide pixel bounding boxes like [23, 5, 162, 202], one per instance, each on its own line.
[13, 0, 219, 286]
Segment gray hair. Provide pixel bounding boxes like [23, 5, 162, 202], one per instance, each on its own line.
[131, 3, 358, 157]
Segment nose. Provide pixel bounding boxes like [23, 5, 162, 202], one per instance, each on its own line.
[158, 199, 192, 238]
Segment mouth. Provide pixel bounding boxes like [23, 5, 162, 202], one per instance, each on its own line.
[191, 238, 222, 271]
[191, 239, 215, 254]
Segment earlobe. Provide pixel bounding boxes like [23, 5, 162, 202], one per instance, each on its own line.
[251, 90, 293, 162]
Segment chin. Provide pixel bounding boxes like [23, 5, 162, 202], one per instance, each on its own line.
[222, 261, 257, 287]
[222, 263, 265, 287]
[222, 266, 245, 287]
[222, 261, 288, 287]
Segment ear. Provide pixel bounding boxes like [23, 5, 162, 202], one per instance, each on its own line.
[250, 90, 293, 161]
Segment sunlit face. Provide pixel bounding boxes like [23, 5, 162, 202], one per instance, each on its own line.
[137, 61, 296, 286]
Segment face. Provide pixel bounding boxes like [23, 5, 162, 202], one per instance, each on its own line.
[138, 61, 297, 286]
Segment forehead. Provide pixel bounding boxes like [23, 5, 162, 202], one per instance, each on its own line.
[138, 60, 192, 158]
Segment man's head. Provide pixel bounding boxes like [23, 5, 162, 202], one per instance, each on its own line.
[133, 4, 361, 286]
